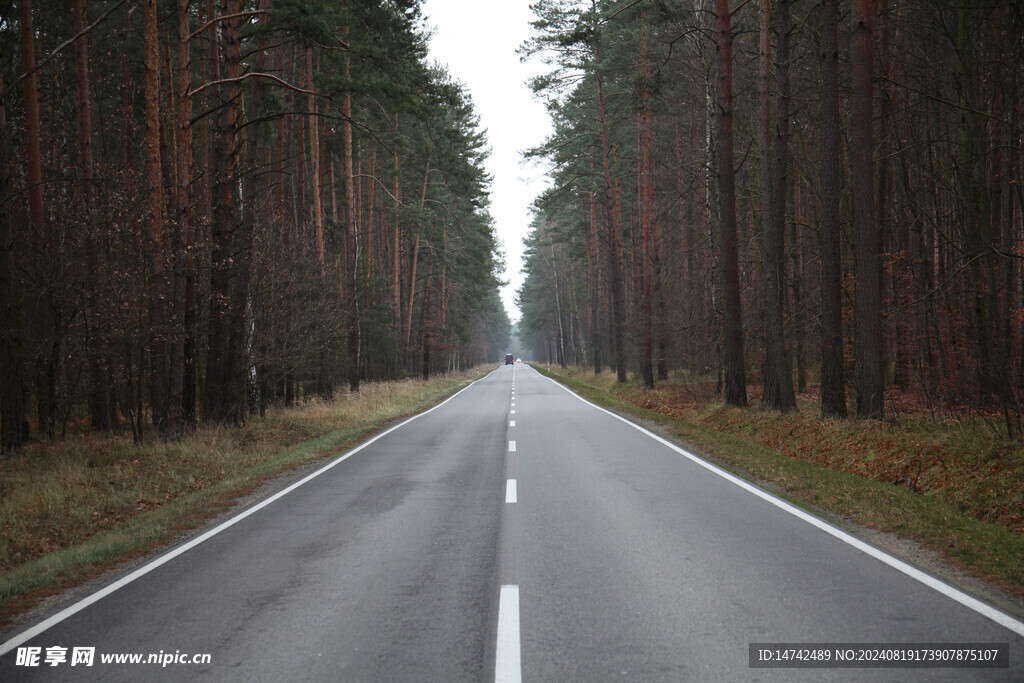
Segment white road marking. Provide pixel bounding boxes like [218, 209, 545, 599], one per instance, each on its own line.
[509, 420, 515, 427]
[495, 585, 522, 683]
[0, 368, 506, 657]
[539, 369, 1024, 639]
[506, 479, 517, 504]
[508, 440, 516, 452]
[510, 410, 516, 415]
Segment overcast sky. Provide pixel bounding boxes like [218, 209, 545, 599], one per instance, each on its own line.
[419, 0, 552, 323]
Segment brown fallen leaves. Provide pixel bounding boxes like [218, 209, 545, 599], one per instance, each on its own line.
[619, 382, 1024, 535]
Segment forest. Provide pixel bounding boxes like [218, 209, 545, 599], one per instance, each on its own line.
[0, 0, 511, 451]
[516, 0, 1024, 434]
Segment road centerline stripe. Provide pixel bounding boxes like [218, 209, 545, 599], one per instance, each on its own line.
[506, 479, 517, 504]
[495, 585, 522, 683]
[508, 440, 516, 452]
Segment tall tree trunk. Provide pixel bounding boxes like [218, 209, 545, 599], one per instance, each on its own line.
[818, 0, 846, 417]
[177, 0, 196, 428]
[242, 1, 268, 403]
[955, 0, 998, 406]
[715, 0, 747, 407]
[760, 0, 796, 411]
[227, 0, 254, 417]
[392, 113, 401, 325]
[586, 188, 602, 375]
[421, 266, 433, 380]
[308, 47, 325, 271]
[790, 186, 807, 393]
[20, 0, 54, 440]
[1, 65, 28, 452]
[19, 0, 44, 235]
[592, 22, 627, 383]
[551, 246, 567, 370]
[366, 141, 377, 270]
[852, 0, 883, 418]
[638, 11, 656, 390]
[205, 0, 247, 424]
[162, 0, 194, 436]
[75, 0, 111, 431]
[341, 26, 360, 392]
[143, 0, 169, 433]
[405, 156, 430, 365]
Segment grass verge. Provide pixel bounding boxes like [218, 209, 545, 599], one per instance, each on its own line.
[0, 369, 488, 632]
[537, 365, 1024, 615]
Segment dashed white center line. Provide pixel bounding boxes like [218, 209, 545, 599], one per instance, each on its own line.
[506, 479, 517, 503]
[495, 585, 522, 683]
[509, 420, 515, 427]
[508, 440, 516, 452]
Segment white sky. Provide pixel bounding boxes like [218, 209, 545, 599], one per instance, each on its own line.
[420, 0, 552, 323]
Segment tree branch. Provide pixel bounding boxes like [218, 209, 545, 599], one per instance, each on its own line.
[187, 10, 267, 42]
[2, 0, 128, 102]
[353, 174, 404, 207]
[189, 72, 313, 98]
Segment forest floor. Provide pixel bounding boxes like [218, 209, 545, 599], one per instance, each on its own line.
[539, 365, 1024, 614]
[0, 369, 486, 632]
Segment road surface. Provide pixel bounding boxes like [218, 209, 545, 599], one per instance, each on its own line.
[2, 363, 1022, 681]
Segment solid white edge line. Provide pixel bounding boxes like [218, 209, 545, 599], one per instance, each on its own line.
[495, 584, 522, 683]
[0, 367, 504, 657]
[534, 367, 1024, 639]
[506, 479, 517, 504]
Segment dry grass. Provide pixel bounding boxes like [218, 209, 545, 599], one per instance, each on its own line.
[0, 369, 485, 626]
[616, 382, 1024, 535]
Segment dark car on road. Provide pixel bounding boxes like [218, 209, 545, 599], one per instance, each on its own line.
[505, 354, 514, 365]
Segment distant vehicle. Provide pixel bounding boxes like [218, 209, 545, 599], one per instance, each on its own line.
[505, 354, 514, 365]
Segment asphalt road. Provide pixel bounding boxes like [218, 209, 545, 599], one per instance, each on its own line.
[2, 363, 1023, 681]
